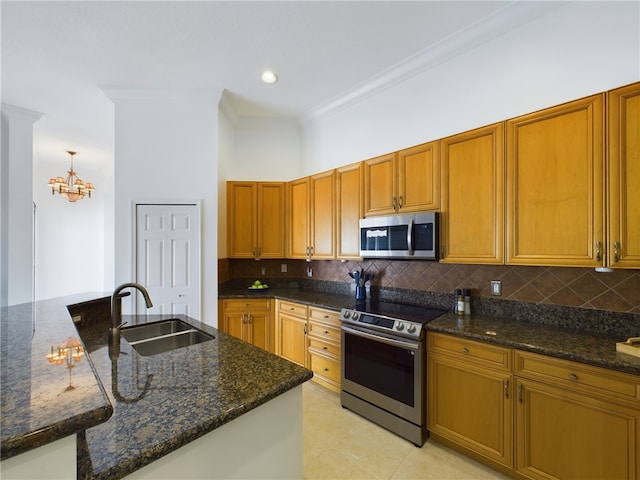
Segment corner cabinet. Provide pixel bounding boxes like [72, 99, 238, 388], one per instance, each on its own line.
[608, 82, 640, 269]
[219, 299, 273, 352]
[227, 182, 285, 259]
[506, 94, 605, 267]
[440, 123, 505, 264]
[287, 171, 336, 260]
[427, 333, 513, 468]
[364, 141, 439, 217]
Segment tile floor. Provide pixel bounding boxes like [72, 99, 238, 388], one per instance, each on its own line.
[303, 381, 512, 480]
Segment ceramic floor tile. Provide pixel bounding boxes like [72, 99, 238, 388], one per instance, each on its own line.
[303, 382, 509, 480]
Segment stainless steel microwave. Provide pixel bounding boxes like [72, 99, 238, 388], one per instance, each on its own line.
[359, 212, 439, 260]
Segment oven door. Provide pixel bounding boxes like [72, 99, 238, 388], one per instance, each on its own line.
[341, 324, 424, 425]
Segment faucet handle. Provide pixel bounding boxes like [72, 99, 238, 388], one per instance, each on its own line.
[116, 321, 128, 329]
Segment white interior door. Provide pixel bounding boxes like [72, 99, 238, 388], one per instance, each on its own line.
[135, 203, 201, 319]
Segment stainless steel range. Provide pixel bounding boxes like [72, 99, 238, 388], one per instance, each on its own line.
[340, 301, 446, 446]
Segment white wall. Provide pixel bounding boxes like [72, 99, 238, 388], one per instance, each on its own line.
[301, 1, 640, 174]
[106, 88, 222, 326]
[32, 114, 113, 301]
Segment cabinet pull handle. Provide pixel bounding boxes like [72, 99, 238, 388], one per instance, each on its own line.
[595, 241, 602, 261]
[324, 330, 330, 334]
[242, 314, 246, 324]
[247, 314, 252, 324]
[392, 196, 396, 210]
[568, 373, 579, 381]
[504, 379, 509, 398]
[323, 346, 328, 350]
[518, 383, 523, 403]
[614, 242, 620, 263]
[461, 347, 469, 354]
[398, 195, 403, 209]
[304, 324, 307, 334]
[324, 368, 329, 372]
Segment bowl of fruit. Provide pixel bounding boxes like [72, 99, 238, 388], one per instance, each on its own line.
[248, 280, 269, 292]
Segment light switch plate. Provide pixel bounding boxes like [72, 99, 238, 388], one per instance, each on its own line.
[491, 280, 502, 296]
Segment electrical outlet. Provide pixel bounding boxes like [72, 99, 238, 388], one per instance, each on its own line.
[491, 280, 502, 296]
[261, 267, 266, 276]
[307, 267, 313, 277]
[281, 263, 287, 273]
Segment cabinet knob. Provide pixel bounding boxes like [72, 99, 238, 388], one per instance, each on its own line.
[595, 241, 602, 262]
[461, 347, 469, 354]
[568, 373, 579, 381]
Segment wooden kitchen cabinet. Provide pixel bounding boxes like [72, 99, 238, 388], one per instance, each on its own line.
[427, 332, 513, 468]
[287, 170, 336, 260]
[276, 300, 308, 367]
[608, 81, 640, 269]
[336, 162, 363, 259]
[220, 299, 273, 352]
[307, 306, 341, 392]
[440, 123, 505, 264]
[506, 94, 605, 267]
[364, 141, 439, 216]
[514, 350, 640, 480]
[227, 181, 285, 259]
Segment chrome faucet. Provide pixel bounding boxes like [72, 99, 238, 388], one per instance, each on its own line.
[109, 282, 154, 347]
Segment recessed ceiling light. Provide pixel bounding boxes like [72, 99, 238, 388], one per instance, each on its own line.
[261, 70, 278, 84]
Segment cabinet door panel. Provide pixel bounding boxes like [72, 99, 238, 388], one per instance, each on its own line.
[227, 182, 256, 258]
[428, 354, 513, 467]
[507, 94, 604, 266]
[516, 379, 638, 480]
[257, 183, 285, 258]
[279, 314, 307, 367]
[608, 82, 640, 268]
[364, 153, 396, 216]
[288, 178, 309, 258]
[310, 170, 335, 259]
[398, 141, 440, 212]
[441, 123, 504, 264]
[248, 312, 271, 352]
[336, 162, 363, 259]
[223, 312, 245, 342]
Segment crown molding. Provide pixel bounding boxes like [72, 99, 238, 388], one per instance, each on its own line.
[300, 1, 566, 124]
[101, 87, 223, 105]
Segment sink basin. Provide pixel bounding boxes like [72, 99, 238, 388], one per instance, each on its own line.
[121, 319, 214, 356]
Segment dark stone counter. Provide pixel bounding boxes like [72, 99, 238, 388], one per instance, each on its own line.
[1, 293, 115, 460]
[77, 314, 312, 480]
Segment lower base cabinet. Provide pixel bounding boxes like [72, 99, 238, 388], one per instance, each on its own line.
[427, 332, 640, 480]
[276, 300, 309, 367]
[219, 299, 273, 352]
[307, 307, 341, 392]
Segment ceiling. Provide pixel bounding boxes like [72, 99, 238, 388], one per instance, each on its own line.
[2, 0, 555, 147]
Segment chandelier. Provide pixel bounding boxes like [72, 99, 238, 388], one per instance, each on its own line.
[47, 150, 95, 202]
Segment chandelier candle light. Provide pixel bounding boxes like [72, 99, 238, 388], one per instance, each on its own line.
[48, 150, 95, 202]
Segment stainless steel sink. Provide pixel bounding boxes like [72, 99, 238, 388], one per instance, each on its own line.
[121, 319, 214, 356]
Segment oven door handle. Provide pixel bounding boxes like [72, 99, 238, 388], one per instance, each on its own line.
[342, 325, 420, 350]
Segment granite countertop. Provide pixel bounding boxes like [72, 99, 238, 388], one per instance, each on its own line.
[78, 313, 312, 480]
[427, 312, 640, 376]
[1, 293, 115, 460]
[220, 284, 640, 377]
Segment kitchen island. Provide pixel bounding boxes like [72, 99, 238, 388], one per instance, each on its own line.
[1, 294, 312, 479]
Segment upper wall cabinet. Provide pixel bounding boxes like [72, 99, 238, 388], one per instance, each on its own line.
[608, 82, 640, 269]
[227, 181, 285, 259]
[440, 123, 505, 264]
[336, 162, 363, 259]
[364, 141, 440, 216]
[287, 170, 336, 260]
[506, 94, 605, 267]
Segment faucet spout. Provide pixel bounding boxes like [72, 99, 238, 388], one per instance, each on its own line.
[110, 282, 154, 347]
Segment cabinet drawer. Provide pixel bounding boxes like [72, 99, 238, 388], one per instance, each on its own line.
[308, 307, 340, 327]
[308, 321, 341, 344]
[309, 338, 341, 357]
[223, 299, 271, 312]
[428, 332, 511, 371]
[515, 350, 640, 406]
[278, 300, 308, 318]
[309, 351, 341, 384]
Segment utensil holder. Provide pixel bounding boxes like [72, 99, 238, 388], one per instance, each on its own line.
[355, 285, 366, 301]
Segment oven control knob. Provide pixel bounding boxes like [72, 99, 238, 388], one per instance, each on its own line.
[343, 311, 351, 318]
[396, 322, 404, 331]
[407, 324, 417, 334]
[351, 312, 359, 320]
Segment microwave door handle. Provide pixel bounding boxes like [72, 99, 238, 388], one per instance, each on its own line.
[407, 218, 414, 255]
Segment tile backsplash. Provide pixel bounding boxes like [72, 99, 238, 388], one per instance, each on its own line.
[220, 258, 640, 314]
